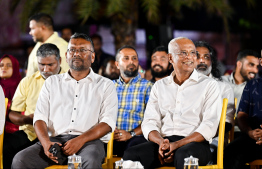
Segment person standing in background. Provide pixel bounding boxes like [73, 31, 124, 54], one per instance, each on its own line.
[27, 13, 69, 76]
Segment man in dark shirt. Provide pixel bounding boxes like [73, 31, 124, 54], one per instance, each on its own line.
[224, 71, 262, 169]
[91, 34, 113, 73]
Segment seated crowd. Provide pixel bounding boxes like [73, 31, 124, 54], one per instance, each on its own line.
[0, 13, 262, 169]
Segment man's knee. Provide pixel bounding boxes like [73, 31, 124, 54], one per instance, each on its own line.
[123, 146, 140, 161]
[11, 151, 26, 168]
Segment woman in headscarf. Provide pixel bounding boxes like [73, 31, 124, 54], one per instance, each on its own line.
[0, 54, 21, 133]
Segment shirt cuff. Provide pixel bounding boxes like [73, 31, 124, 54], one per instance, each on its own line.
[142, 123, 160, 140]
[100, 117, 116, 133]
[33, 113, 48, 127]
[195, 123, 215, 141]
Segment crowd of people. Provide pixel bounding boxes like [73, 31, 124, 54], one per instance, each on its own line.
[1, 12, 262, 169]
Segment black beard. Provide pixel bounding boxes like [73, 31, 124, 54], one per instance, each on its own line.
[124, 68, 138, 77]
[151, 66, 169, 78]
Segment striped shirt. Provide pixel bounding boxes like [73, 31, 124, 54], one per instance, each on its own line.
[113, 74, 153, 131]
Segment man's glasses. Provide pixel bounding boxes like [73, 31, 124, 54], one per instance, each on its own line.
[172, 51, 197, 58]
[67, 48, 94, 55]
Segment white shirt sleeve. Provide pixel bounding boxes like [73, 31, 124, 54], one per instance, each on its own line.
[195, 80, 221, 140]
[142, 84, 161, 140]
[0, 86, 6, 135]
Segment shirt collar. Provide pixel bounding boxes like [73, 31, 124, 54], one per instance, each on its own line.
[230, 72, 236, 84]
[34, 71, 43, 79]
[168, 69, 199, 84]
[64, 68, 95, 82]
[119, 73, 141, 84]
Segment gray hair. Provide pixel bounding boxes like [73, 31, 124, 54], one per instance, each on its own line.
[69, 33, 94, 51]
[36, 43, 60, 61]
[168, 37, 193, 53]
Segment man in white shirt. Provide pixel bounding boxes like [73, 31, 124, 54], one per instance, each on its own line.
[194, 41, 235, 163]
[123, 37, 221, 169]
[0, 85, 5, 135]
[27, 13, 69, 76]
[12, 33, 118, 169]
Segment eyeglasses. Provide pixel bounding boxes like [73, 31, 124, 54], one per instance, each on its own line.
[68, 48, 94, 55]
[173, 51, 197, 58]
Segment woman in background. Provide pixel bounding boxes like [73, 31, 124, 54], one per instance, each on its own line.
[0, 54, 21, 133]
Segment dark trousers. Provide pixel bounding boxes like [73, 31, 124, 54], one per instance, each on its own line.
[224, 133, 262, 169]
[3, 130, 38, 169]
[113, 135, 147, 157]
[123, 135, 211, 169]
[11, 135, 105, 169]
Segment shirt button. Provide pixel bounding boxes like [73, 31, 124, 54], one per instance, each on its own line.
[70, 131, 72, 132]
[77, 82, 79, 84]
[76, 95, 78, 97]
[72, 120, 74, 122]
[74, 108, 76, 110]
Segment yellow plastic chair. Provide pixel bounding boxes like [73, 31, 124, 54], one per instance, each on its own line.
[46, 132, 114, 169]
[156, 98, 228, 169]
[0, 98, 8, 168]
[228, 98, 237, 144]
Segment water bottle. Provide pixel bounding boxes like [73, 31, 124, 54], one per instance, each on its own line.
[68, 154, 82, 169]
[184, 155, 198, 169]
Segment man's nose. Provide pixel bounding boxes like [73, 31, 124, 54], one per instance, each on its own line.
[43, 66, 50, 72]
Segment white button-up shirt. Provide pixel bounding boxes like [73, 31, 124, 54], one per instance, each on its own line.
[142, 69, 221, 141]
[33, 69, 118, 137]
[0, 85, 5, 135]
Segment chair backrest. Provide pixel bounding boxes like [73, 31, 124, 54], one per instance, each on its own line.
[216, 98, 228, 168]
[0, 98, 8, 168]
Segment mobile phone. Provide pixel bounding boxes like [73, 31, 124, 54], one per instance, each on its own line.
[48, 143, 67, 164]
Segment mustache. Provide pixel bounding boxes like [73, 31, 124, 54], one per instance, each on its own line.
[72, 58, 84, 62]
[153, 64, 164, 69]
[196, 63, 207, 69]
[127, 64, 136, 68]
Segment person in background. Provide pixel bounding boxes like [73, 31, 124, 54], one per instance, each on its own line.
[194, 41, 235, 163]
[100, 56, 120, 80]
[91, 34, 114, 73]
[222, 49, 260, 139]
[150, 46, 172, 83]
[113, 45, 153, 157]
[0, 54, 21, 134]
[3, 43, 64, 169]
[224, 60, 262, 169]
[27, 13, 69, 76]
[61, 27, 73, 42]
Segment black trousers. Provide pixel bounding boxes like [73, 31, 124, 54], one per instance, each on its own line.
[224, 133, 262, 169]
[3, 130, 38, 169]
[113, 135, 147, 157]
[123, 135, 211, 169]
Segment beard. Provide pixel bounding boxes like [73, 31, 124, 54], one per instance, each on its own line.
[240, 66, 255, 81]
[151, 64, 169, 78]
[123, 64, 138, 77]
[196, 63, 212, 76]
[69, 58, 89, 71]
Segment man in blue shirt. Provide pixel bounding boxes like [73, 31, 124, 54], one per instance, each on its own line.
[224, 72, 262, 169]
[113, 45, 153, 156]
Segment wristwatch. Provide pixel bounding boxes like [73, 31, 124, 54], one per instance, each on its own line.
[130, 130, 136, 137]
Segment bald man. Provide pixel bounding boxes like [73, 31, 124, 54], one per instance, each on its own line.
[123, 37, 221, 169]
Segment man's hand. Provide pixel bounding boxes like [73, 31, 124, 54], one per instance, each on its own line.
[158, 139, 171, 165]
[114, 128, 131, 141]
[42, 141, 62, 164]
[62, 137, 85, 156]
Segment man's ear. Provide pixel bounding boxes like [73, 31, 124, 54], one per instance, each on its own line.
[115, 61, 120, 69]
[65, 52, 68, 63]
[236, 60, 242, 69]
[168, 53, 174, 64]
[91, 52, 95, 63]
